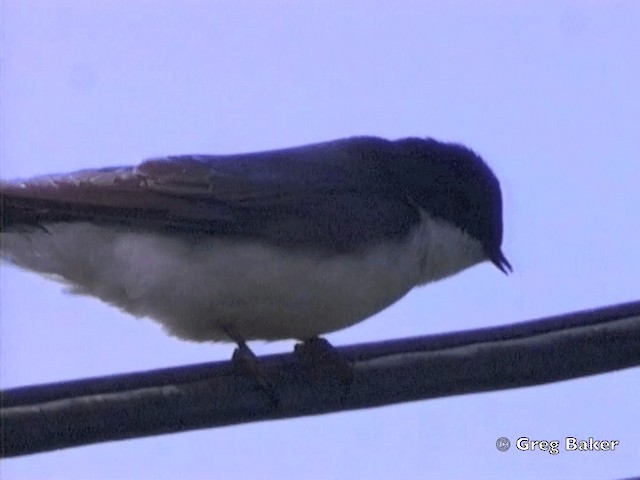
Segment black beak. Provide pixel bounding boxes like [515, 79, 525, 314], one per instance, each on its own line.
[490, 249, 512, 275]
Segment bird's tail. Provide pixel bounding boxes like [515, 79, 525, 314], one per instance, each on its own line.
[0, 186, 72, 231]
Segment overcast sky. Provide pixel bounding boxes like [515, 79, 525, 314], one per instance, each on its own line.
[1, 1, 639, 479]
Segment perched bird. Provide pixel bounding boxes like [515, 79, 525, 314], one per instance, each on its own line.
[0, 136, 511, 347]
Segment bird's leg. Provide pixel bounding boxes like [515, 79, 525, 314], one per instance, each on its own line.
[223, 326, 279, 407]
[294, 337, 354, 387]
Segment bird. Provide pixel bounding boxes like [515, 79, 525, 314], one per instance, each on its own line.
[0, 136, 511, 349]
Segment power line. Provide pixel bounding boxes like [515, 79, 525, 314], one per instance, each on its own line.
[2, 299, 639, 458]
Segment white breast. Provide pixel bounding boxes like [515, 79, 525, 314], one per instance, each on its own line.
[1, 213, 485, 342]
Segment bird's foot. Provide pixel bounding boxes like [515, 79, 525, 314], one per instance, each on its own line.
[294, 337, 354, 387]
[224, 327, 279, 407]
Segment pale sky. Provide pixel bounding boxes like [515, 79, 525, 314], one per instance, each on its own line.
[1, 1, 639, 479]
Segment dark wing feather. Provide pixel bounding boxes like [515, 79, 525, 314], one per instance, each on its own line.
[0, 137, 419, 253]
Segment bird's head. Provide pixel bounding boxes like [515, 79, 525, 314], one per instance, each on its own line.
[391, 138, 512, 275]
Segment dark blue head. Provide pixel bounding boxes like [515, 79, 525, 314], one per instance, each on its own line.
[387, 138, 512, 273]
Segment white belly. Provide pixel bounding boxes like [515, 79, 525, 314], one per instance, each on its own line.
[0, 214, 485, 342]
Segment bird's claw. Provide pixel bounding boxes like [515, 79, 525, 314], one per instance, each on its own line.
[225, 327, 279, 407]
[295, 337, 354, 388]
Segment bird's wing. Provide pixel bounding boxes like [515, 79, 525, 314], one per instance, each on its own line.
[0, 137, 419, 252]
